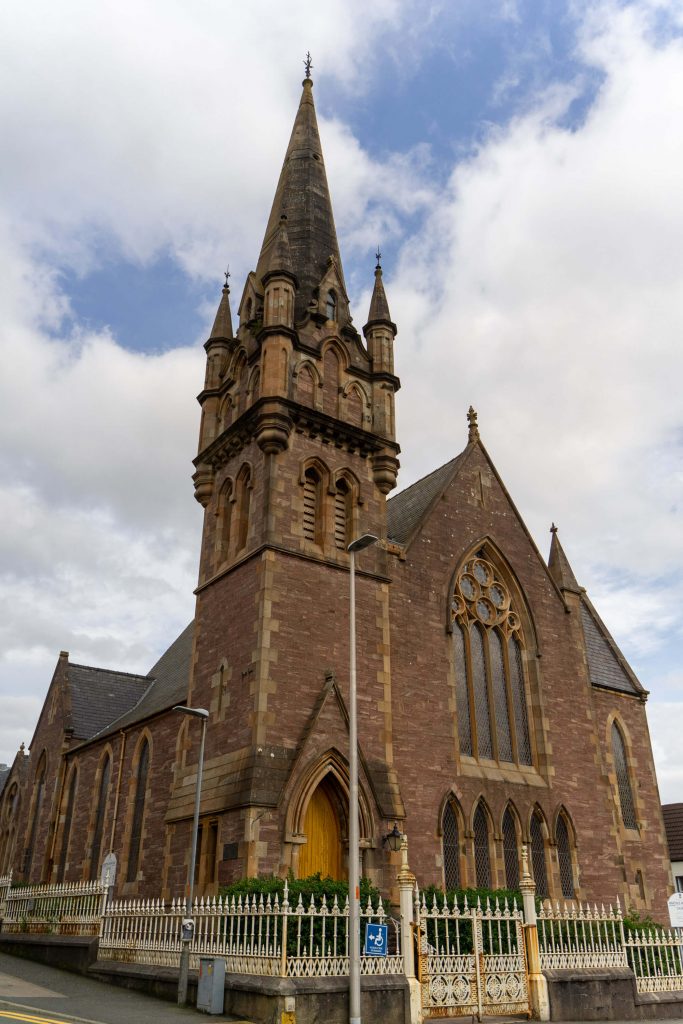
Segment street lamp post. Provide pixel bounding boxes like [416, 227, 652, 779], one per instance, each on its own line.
[173, 704, 209, 1007]
[347, 533, 378, 1024]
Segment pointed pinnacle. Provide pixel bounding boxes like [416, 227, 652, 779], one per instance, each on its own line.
[548, 524, 582, 594]
[467, 405, 480, 443]
[209, 275, 234, 341]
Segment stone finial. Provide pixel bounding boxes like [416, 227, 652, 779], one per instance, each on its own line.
[550, 522, 557, 534]
[467, 405, 479, 443]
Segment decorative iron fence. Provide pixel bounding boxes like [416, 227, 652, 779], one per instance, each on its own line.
[538, 900, 627, 970]
[1, 879, 108, 935]
[99, 882, 403, 977]
[0, 872, 11, 918]
[623, 928, 683, 993]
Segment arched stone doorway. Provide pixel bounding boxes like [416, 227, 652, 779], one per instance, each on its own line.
[298, 775, 346, 880]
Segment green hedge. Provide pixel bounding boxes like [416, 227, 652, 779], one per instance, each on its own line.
[219, 873, 381, 908]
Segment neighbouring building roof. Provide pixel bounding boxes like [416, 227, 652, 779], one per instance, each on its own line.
[386, 453, 467, 546]
[68, 664, 150, 740]
[88, 621, 194, 741]
[0, 764, 9, 796]
[579, 600, 644, 696]
[662, 804, 683, 861]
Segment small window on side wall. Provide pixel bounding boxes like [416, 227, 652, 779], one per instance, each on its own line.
[325, 291, 337, 321]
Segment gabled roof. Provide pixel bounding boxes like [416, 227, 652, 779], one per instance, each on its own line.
[662, 803, 683, 861]
[87, 622, 194, 742]
[68, 664, 150, 739]
[579, 599, 644, 697]
[386, 452, 468, 546]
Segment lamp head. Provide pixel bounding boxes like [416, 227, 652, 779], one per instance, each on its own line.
[347, 533, 379, 554]
[173, 705, 209, 719]
[383, 822, 403, 853]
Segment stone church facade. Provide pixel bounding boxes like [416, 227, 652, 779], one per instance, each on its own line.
[0, 75, 673, 921]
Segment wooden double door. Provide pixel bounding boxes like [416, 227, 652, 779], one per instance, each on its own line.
[298, 778, 346, 881]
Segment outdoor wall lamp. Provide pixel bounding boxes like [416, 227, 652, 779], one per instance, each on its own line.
[383, 823, 403, 853]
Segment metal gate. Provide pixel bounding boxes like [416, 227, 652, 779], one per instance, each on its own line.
[416, 892, 530, 1019]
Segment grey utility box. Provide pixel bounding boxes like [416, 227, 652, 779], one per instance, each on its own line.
[196, 956, 225, 1015]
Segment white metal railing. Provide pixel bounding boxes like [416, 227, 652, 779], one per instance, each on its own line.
[623, 928, 683, 993]
[1, 879, 108, 936]
[99, 882, 403, 976]
[538, 900, 627, 970]
[0, 872, 12, 918]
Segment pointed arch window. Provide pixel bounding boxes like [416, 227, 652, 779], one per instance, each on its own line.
[473, 804, 491, 888]
[90, 754, 111, 880]
[126, 740, 149, 883]
[236, 466, 251, 552]
[556, 814, 575, 899]
[611, 722, 637, 829]
[24, 754, 47, 877]
[502, 808, 519, 889]
[297, 364, 316, 407]
[442, 801, 460, 890]
[452, 554, 533, 766]
[303, 468, 322, 545]
[56, 767, 78, 882]
[323, 348, 340, 417]
[217, 480, 233, 564]
[325, 291, 337, 321]
[334, 478, 353, 551]
[530, 811, 548, 898]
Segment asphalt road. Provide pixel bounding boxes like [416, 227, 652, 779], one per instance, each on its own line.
[0, 953, 251, 1024]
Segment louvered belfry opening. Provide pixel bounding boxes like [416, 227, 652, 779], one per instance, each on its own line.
[334, 479, 351, 550]
[303, 468, 321, 544]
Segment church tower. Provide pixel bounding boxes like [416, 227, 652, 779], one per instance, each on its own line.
[168, 69, 404, 889]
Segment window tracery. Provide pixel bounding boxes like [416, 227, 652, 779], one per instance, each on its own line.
[452, 554, 533, 765]
[473, 803, 491, 888]
[556, 814, 575, 899]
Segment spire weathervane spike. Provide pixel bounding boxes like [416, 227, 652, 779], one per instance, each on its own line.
[550, 522, 557, 534]
[224, 266, 230, 291]
[304, 52, 313, 79]
[467, 405, 479, 443]
[375, 246, 382, 270]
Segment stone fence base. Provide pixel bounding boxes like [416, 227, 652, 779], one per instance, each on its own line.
[0, 933, 98, 974]
[545, 968, 683, 1021]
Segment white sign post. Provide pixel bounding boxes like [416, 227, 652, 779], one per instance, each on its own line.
[668, 891, 683, 929]
[101, 852, 117, 888]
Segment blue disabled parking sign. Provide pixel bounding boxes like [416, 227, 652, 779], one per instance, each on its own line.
[364, 922, 388, 956]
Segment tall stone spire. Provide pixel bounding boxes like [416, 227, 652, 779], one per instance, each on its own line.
[548, 524, 582, 594]
[254, 74, 346, 324]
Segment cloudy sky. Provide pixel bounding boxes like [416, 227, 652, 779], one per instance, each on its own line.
[1, 0, 682, 801]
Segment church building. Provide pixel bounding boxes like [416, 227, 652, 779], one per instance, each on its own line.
[0, 72, 673, 921]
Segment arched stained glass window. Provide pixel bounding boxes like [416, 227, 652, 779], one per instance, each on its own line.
[502, 808, 519, 889]
[126, 740, 150, 883]
[556, 815, 574, 899]
[90, 754, 111, 880]
[57, 768, 78, 882]
[451, 554, 533, 766]
[530, 812, 548, 898]
[611, 723, 637, 829]
[473, 804, 491, 888]
[442, 802, 460, 890]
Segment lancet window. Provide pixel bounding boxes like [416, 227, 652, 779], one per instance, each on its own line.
[325, 290, 337, 321]
[90, 754, 111, 880]
[442, 801, 461, 890]
[24, 754, 46, 876]
[473, 803, 491, 888]
[530, 811, 548, 898]
[556, 814, 575, 899]
[56, 767, 78, 882]
[236, 466, 251, 552]
[611, 722, 637, 829]
[502, 807, 519, 889]
[126, 739, 149, 883]
[452, 554, 533, 765]
[217, 480, 233, 564]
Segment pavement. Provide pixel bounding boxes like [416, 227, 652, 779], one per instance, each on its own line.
[2, 955, 683, 1024]
[0, 953, 252, 1024]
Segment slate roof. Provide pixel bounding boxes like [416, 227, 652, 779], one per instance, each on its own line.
[579, 601, 643, 696]
[88, 621, 194, 741]
[68, 664, 150, 740]
[662, 803, 683, 861]
[386, 453, 467, 545]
